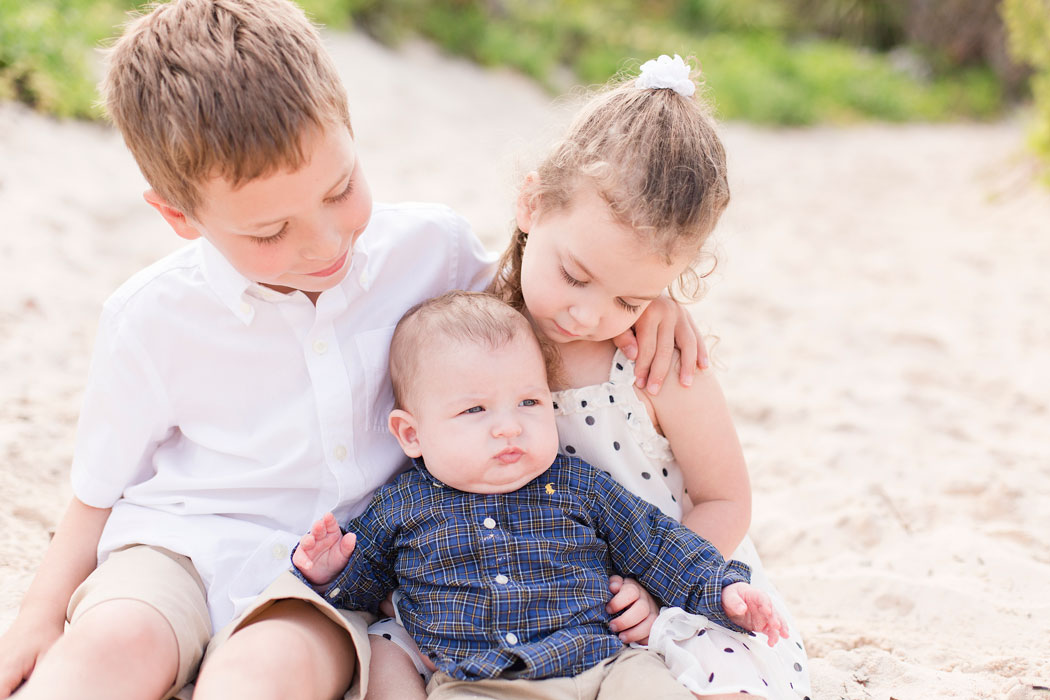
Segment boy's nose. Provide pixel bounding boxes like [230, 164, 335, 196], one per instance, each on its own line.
[301, 224, 344, 260]
[492, 416, 523, 439]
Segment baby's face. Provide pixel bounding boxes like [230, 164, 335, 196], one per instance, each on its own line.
[401, 332, 560, 494]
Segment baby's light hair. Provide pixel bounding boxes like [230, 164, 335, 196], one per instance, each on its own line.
[101, 0, 351, 217]
[491, 58, 729, 309]
[390, 291, 560, 411]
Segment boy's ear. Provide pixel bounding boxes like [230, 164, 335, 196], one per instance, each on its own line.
[388, 409, 423, 458]
[514, 172, 541, 234]
[143, 189, 203, 241]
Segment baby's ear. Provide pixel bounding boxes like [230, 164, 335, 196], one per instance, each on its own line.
[388, 409, 422, 458]
[143, 190, 202, 241]
[515, 172, 541, 233]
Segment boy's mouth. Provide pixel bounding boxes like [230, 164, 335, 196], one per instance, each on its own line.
[495, 447, 524, 465]
[307, 251, 349, 277]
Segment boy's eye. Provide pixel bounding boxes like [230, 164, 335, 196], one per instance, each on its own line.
[617, 298, 642, 313]
[462, 406, 484, 414]
[520, 399, 539, 407]
[559, 267, 584, 287]
[254, 224, 288, 245]
[328, 180, 354, 204]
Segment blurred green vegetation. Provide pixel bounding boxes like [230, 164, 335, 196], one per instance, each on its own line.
[0, 0, 1029, 127]
[1003, 0, 1050, 177]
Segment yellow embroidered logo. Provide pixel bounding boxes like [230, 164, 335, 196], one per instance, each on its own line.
[545, 483, 555, 495]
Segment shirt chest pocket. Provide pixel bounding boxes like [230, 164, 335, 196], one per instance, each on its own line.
[354, 325, 397, 432]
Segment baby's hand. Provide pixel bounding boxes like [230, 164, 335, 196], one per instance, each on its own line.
[292, 512, 357, 587]
[721, 582, 789, 646]
[606, 575, 660, 644]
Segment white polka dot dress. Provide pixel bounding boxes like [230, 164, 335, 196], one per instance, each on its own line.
[552, 349, 811, 699]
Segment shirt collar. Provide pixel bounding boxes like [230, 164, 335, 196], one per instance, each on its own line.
[198, 238, 375, 325]
[411, 457, 449, 489]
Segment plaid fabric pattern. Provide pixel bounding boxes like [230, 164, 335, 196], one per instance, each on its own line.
[295, 455, 751, 680]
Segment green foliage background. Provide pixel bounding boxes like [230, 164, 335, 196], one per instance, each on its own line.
[1003, 0, 1050, 176]
[0, 0, 1035, 137]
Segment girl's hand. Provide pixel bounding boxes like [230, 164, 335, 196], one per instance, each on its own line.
[614, 296, 708, 396]
[292, 512, 357, 587]
[606, 575, 660, 644]
[722, 582, 789, 647]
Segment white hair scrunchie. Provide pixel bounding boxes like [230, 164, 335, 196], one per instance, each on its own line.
[636, 54, 695, 97]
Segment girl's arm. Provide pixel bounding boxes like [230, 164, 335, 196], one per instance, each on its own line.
[647, 357, 751, 557]
[0, 497, 109, 697]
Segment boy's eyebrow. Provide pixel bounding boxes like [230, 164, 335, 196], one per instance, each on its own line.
[245, 170, 352, 230]
[566, 252, 660, 301]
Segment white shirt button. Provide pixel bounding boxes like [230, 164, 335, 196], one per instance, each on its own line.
[313, 339, 328, 355]
[333, 445, 347, 461]
[359, 271, 369, 287]
[482, 517, 496, 529]
[240, 302, 252, 315]
[504, 632, 518, 645]
[328, 587, 341, 599]
[271, 543, 289, 560]
[495, 574, 509, 585]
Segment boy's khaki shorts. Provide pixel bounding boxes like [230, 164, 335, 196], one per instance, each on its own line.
[426, 647, 695, 700]
[67, 544, 372, 700]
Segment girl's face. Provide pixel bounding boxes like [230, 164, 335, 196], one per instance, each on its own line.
[516, 181, 694, 344]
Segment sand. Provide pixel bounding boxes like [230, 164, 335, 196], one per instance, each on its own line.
[2, 30, 1048, 699]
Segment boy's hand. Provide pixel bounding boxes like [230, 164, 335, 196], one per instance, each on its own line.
[613, 296, 708, 396]
[0, 611, 63, 697]
[606, 575, 660, 644]
[292, 512, 357, 587]
[721, 582, 789, 647]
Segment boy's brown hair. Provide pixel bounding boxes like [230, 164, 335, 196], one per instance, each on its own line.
[389, 291, 562, 411]
[102, 0, 351, 216]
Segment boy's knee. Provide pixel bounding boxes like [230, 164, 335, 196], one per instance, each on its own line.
[68, 599, 178, 666]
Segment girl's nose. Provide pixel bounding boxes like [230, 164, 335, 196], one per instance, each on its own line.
[568, 303, 598, 329]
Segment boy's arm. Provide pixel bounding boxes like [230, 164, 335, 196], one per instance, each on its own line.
[589, 469, 751, 633]
[0, 497, 109, 696]
[615, 295, 709, 396]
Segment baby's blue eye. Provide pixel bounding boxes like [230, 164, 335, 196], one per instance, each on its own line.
[463, 406, 484, 414]
[520, 399, 539, 407]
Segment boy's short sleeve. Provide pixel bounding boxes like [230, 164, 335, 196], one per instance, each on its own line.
[70, 302, 174, 507]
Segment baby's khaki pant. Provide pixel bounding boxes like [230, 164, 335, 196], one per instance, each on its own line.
[426, 647, 694, 700]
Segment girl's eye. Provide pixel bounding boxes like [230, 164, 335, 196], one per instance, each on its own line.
[559, 267, 584, 287]
[254, 224, 288, 245]
[617, 298, 642, 313]
[519, 399, 539, 407]
[462, 406, 484, 414]
[328, 180, 354, 204]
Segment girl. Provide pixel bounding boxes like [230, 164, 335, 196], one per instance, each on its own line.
[491, 55, 812, 699]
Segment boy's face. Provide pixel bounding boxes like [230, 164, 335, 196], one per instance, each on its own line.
[147, 123, 372, 298]
[389, 332, 560, 494]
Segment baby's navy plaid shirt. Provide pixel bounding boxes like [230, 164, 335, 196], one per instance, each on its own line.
[292, 454, 751, 680]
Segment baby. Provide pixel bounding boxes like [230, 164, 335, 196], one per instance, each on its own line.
[292, 291, 787, 699]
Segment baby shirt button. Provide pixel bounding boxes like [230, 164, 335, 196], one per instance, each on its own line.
[494, 574, 509, 585]
[504, 632, 518, 645]
[482, 517, 496, 529]
[333, 445, 348, 461]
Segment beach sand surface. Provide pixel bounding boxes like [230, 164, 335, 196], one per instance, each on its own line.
[2, 30, 1048, 699]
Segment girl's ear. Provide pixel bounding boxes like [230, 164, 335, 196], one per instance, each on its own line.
[515, 172, 541, 233]
[143, 189, 203, 241]
[388, 409, 423, 458]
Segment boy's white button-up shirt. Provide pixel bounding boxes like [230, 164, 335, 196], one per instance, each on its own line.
[70, 202, 494, 630]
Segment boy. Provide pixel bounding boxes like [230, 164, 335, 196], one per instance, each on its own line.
[292, 291, 788, 700]
[0, 1, 703, 698]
